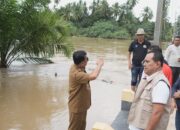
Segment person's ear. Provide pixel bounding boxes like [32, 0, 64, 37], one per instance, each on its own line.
[156, 61, 161, 67]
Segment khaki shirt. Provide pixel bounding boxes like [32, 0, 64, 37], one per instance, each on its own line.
[68, 64, 91, 113]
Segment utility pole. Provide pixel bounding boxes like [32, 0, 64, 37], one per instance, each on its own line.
[153, 0, 164, 46]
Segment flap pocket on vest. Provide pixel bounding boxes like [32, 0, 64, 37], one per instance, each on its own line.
[140, 86, 152, 102]
[140, 88, 152, 112]
[142, 100, 152, 112]
[140, 101, 152, 127]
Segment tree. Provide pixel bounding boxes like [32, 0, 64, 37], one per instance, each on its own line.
[141, 7, 153, 22]
[118, 0, 138, 25]
[161, 0, 172, 41]
[126, 0, 139, 10]
[57, 3, 72, 21]
[0, 0, 73, 68]
[174, 16, 180, 36]
[111, 3, 120, 21]
[98, 0, 112, 20]
[117, 1, 139, 38]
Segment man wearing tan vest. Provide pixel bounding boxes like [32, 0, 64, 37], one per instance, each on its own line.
[128, 51, 171, 130]
[68, 50, 104, 130]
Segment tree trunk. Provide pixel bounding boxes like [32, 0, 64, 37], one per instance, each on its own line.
[0, 62, 8, 68]
[153, 0, 164, 46]
[0, 55, 8, 68]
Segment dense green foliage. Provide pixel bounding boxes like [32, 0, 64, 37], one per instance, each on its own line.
[57, 0, 173, 40]
[77, 21, 130, 39]
[0, 0, 73, 68]
[0, 0, 174, 67]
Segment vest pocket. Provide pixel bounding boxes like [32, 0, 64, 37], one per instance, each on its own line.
[140, 100, 152, 126]
[142, 100, 152, 112]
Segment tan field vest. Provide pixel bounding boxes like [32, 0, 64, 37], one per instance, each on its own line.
[128, 71, 171, 130]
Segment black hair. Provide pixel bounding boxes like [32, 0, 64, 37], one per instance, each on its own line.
[174, 35, 180, 39]
[73, 50, 87, 65]
[148, 45, 169, 65]
[148, 45, 162, 53]
[147, 50, 164, 67]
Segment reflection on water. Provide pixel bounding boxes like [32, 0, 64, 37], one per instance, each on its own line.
[0, 37, 131, 130]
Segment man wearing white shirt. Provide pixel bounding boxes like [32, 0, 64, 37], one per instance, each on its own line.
[165, 36, 180, 85]
[128, 51, 171, 130]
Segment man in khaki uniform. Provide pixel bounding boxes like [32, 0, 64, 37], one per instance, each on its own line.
[68, 50, 104, 130]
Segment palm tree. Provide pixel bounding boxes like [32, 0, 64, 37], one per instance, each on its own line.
[89, 0, 100, 14]
[118, 0, 138, 23]
[0, 0, 73, 68]
[111, 3, 120, 21]
[69, 0, 88, 26]
[141, 7, 153, 22]
[89, 0, 112, 21]
[161, 0, 171, 40]
[59, 3, 72, 21]
[174, 16, 180, 35]
[73, 2, 84, 21]
[99, 0, 112, 19]
[127, 0, 139, 10]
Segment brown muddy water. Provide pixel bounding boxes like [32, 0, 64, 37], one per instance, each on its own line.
[0, 37, 131, 130]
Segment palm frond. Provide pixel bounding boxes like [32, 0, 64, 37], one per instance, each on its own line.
[0, 0, 73, 67]
[16, 57, 53, 64]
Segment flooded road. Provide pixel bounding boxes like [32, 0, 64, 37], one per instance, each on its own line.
[0, 37, 131, 130]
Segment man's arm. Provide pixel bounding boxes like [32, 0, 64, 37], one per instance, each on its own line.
[173, 90, 180, 99]
[164, 46, 170, 62]
[145, 103, 165, 130]
[172, 78, 180, 98]
[146, 81, 170, 130]
[89, 58, 104, 80]
[128, 52, 132, 69]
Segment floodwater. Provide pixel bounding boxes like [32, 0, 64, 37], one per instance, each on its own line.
[0, 37, 131, 130]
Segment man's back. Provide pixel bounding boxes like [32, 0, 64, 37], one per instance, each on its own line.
[162, 63, 173, 87]
[68, 64, 91, 113]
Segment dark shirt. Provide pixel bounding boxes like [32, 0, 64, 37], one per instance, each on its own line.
[172, 78, 180, 109]
[128, 40, 151, 67]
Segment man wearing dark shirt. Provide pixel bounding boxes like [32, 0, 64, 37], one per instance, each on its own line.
[128, 28, 151, 92]
[171, 77, 180, 130]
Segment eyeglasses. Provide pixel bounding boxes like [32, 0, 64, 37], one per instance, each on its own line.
[85, 57, 89, 61]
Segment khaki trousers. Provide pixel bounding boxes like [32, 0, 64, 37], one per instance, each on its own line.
[68, 111, 87, 130]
